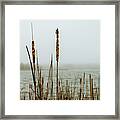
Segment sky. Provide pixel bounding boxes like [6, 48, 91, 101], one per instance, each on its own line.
[20, 20, 100, 65]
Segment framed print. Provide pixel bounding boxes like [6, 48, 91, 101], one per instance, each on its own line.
[0, 0, 119, 119]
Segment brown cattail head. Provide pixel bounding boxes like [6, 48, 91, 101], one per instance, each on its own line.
[56, 28, 59, 62]
[31, 23, 35, 65]
[32, 41, 35, 64]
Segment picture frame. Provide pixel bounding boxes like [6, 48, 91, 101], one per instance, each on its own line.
[0, 0, 119, 119]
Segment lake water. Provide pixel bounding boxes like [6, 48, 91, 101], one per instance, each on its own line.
[20, 65, 100, 100]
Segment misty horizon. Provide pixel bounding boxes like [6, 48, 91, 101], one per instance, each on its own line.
[20, 20, 100, 65]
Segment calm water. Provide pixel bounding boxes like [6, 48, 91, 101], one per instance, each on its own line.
[20, 65, 100, 96]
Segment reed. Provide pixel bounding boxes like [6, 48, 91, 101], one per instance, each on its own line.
[89, 74, 93, 100]
[41, 77, 44, 99]
[23, 27, 100, 100]
[79, 78, 82, 100]
[26, 45, 36, 100]
[30, 23, 37, 99]
[56, 28, 59, 100]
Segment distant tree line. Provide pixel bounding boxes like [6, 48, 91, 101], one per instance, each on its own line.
[20, 63, 30, 70]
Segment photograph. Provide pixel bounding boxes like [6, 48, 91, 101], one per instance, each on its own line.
[2, 1, 117, 118]
[20, 20, 100, 100]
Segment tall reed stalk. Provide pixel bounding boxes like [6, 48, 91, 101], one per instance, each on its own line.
[56, 28, 59, 100]
[26, 45, 36, 100]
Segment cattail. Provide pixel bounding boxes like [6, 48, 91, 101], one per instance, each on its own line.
[50, 54, 53, 99]
[65, 80, 69, 100]
[83, 72, 85, 98]
[79, 78, 82, 100]
[86, 77, 89, 99]
[31, 23, 36, 99]
[31, 23, 35, 73]
[55, 28, 60, 99]
[26, 45, 36, 100]
[89, 74, 93, 100]
[32, 40, 35, 74]
[37, 67, 41, 100]
[41, 77, 44, 99]
[56, 28, 59, 62]
[46, 82, 49, 100]
[58, 80, 61, 99]
[51, 81, 53, 100]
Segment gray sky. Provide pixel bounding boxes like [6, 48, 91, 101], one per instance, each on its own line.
[20, 20, 100, 65]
